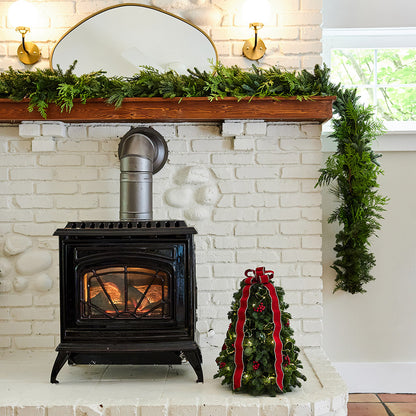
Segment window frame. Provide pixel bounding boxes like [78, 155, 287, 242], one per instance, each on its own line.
[322, 27, 416, 134]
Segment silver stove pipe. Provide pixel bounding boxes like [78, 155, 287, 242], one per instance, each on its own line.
[118, 127, 168, 221]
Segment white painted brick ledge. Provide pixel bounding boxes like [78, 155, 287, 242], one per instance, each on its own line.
[0, 348, 347, 416]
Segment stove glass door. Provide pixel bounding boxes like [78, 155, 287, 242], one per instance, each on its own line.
[81, 266, 170, 319]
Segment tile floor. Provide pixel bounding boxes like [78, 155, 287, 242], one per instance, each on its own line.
[348, 393, 416, 415]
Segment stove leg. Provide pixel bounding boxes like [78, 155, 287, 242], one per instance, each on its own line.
[183, 350, 204, 383]
[50, 351, 70, 384]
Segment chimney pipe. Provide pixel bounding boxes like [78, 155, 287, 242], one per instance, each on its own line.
[118, 127, 168, 221]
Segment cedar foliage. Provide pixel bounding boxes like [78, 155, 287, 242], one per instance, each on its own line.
[0, 63, 387, 293]
[0, 62, 327, 116]
[0, 62, 113, 118]
[316, 80, 388, 294]
[214, 279, 306, 396]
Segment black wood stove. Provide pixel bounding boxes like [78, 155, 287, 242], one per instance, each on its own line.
[50, 128, 203, 383]
[50, 220, 202, 383]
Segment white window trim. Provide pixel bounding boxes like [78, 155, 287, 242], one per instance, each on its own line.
[322, 27, 416, 64]
[322, 27, 416, 151]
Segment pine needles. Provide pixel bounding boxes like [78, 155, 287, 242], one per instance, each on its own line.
[0, 62, 331, 116]
[0, 62, 112, 118]
[316, 83, 388, 294]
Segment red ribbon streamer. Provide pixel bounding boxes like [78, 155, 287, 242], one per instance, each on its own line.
[232, 267, 284, 392]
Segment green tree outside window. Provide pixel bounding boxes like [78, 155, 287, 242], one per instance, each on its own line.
[331, 48, 416, 122]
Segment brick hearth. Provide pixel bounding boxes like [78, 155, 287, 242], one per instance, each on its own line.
[0, 348, 347, 416]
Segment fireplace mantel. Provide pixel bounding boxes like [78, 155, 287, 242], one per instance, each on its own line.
[0, 96, 335, 124]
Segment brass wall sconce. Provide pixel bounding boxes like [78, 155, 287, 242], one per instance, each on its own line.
[14, 26, 41, 65]
[8, 0, 41, 65]
[242, 22, 266, 61]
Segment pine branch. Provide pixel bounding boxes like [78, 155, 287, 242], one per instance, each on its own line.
[316, 80, 388, 294]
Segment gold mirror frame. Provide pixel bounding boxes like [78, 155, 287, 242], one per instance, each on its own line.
[50, 3, 218, 76]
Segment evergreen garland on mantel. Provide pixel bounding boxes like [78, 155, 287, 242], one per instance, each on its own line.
[0, 63, 387, 293]
[0, 62, 331, 117]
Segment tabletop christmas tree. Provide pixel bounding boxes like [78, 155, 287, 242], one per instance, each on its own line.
[214, 267, 306, 396]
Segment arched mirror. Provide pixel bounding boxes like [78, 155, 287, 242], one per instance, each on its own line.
[50, 4, 218, 76]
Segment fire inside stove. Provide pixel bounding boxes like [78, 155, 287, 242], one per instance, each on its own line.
[82, 267, 170, 319]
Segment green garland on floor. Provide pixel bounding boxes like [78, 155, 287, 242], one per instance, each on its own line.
[0, 63, 387, 293]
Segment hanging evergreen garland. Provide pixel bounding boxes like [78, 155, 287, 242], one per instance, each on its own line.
[0, 63, 387, 293]
[316, 82, 388, 294]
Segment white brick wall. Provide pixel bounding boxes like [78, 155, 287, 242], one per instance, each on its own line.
[0, 120, 323, 351]
[0, 0, 322, 72]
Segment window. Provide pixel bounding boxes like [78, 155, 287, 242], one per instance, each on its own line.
[323, 28, 416, 131]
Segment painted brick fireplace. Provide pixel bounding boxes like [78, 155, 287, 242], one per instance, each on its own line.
[0, 0, 350, 412]
[0, 119, 324, 350]
[0, 119, 347, 415]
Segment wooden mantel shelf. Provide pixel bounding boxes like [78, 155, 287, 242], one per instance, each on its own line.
[0, 96, 335, 124]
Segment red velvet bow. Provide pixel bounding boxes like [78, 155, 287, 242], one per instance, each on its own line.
[244, 266, 274, 284]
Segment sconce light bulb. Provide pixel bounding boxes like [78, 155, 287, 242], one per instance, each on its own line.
[8, 0, 41, 65]
[241, 0, 269, 60]
[8, 0, 38, 29]
[241, 0, 272, 26]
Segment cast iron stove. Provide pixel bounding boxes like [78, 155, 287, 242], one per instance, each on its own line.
[50, 220, 202, 383]
[50, 128, 203, 383]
